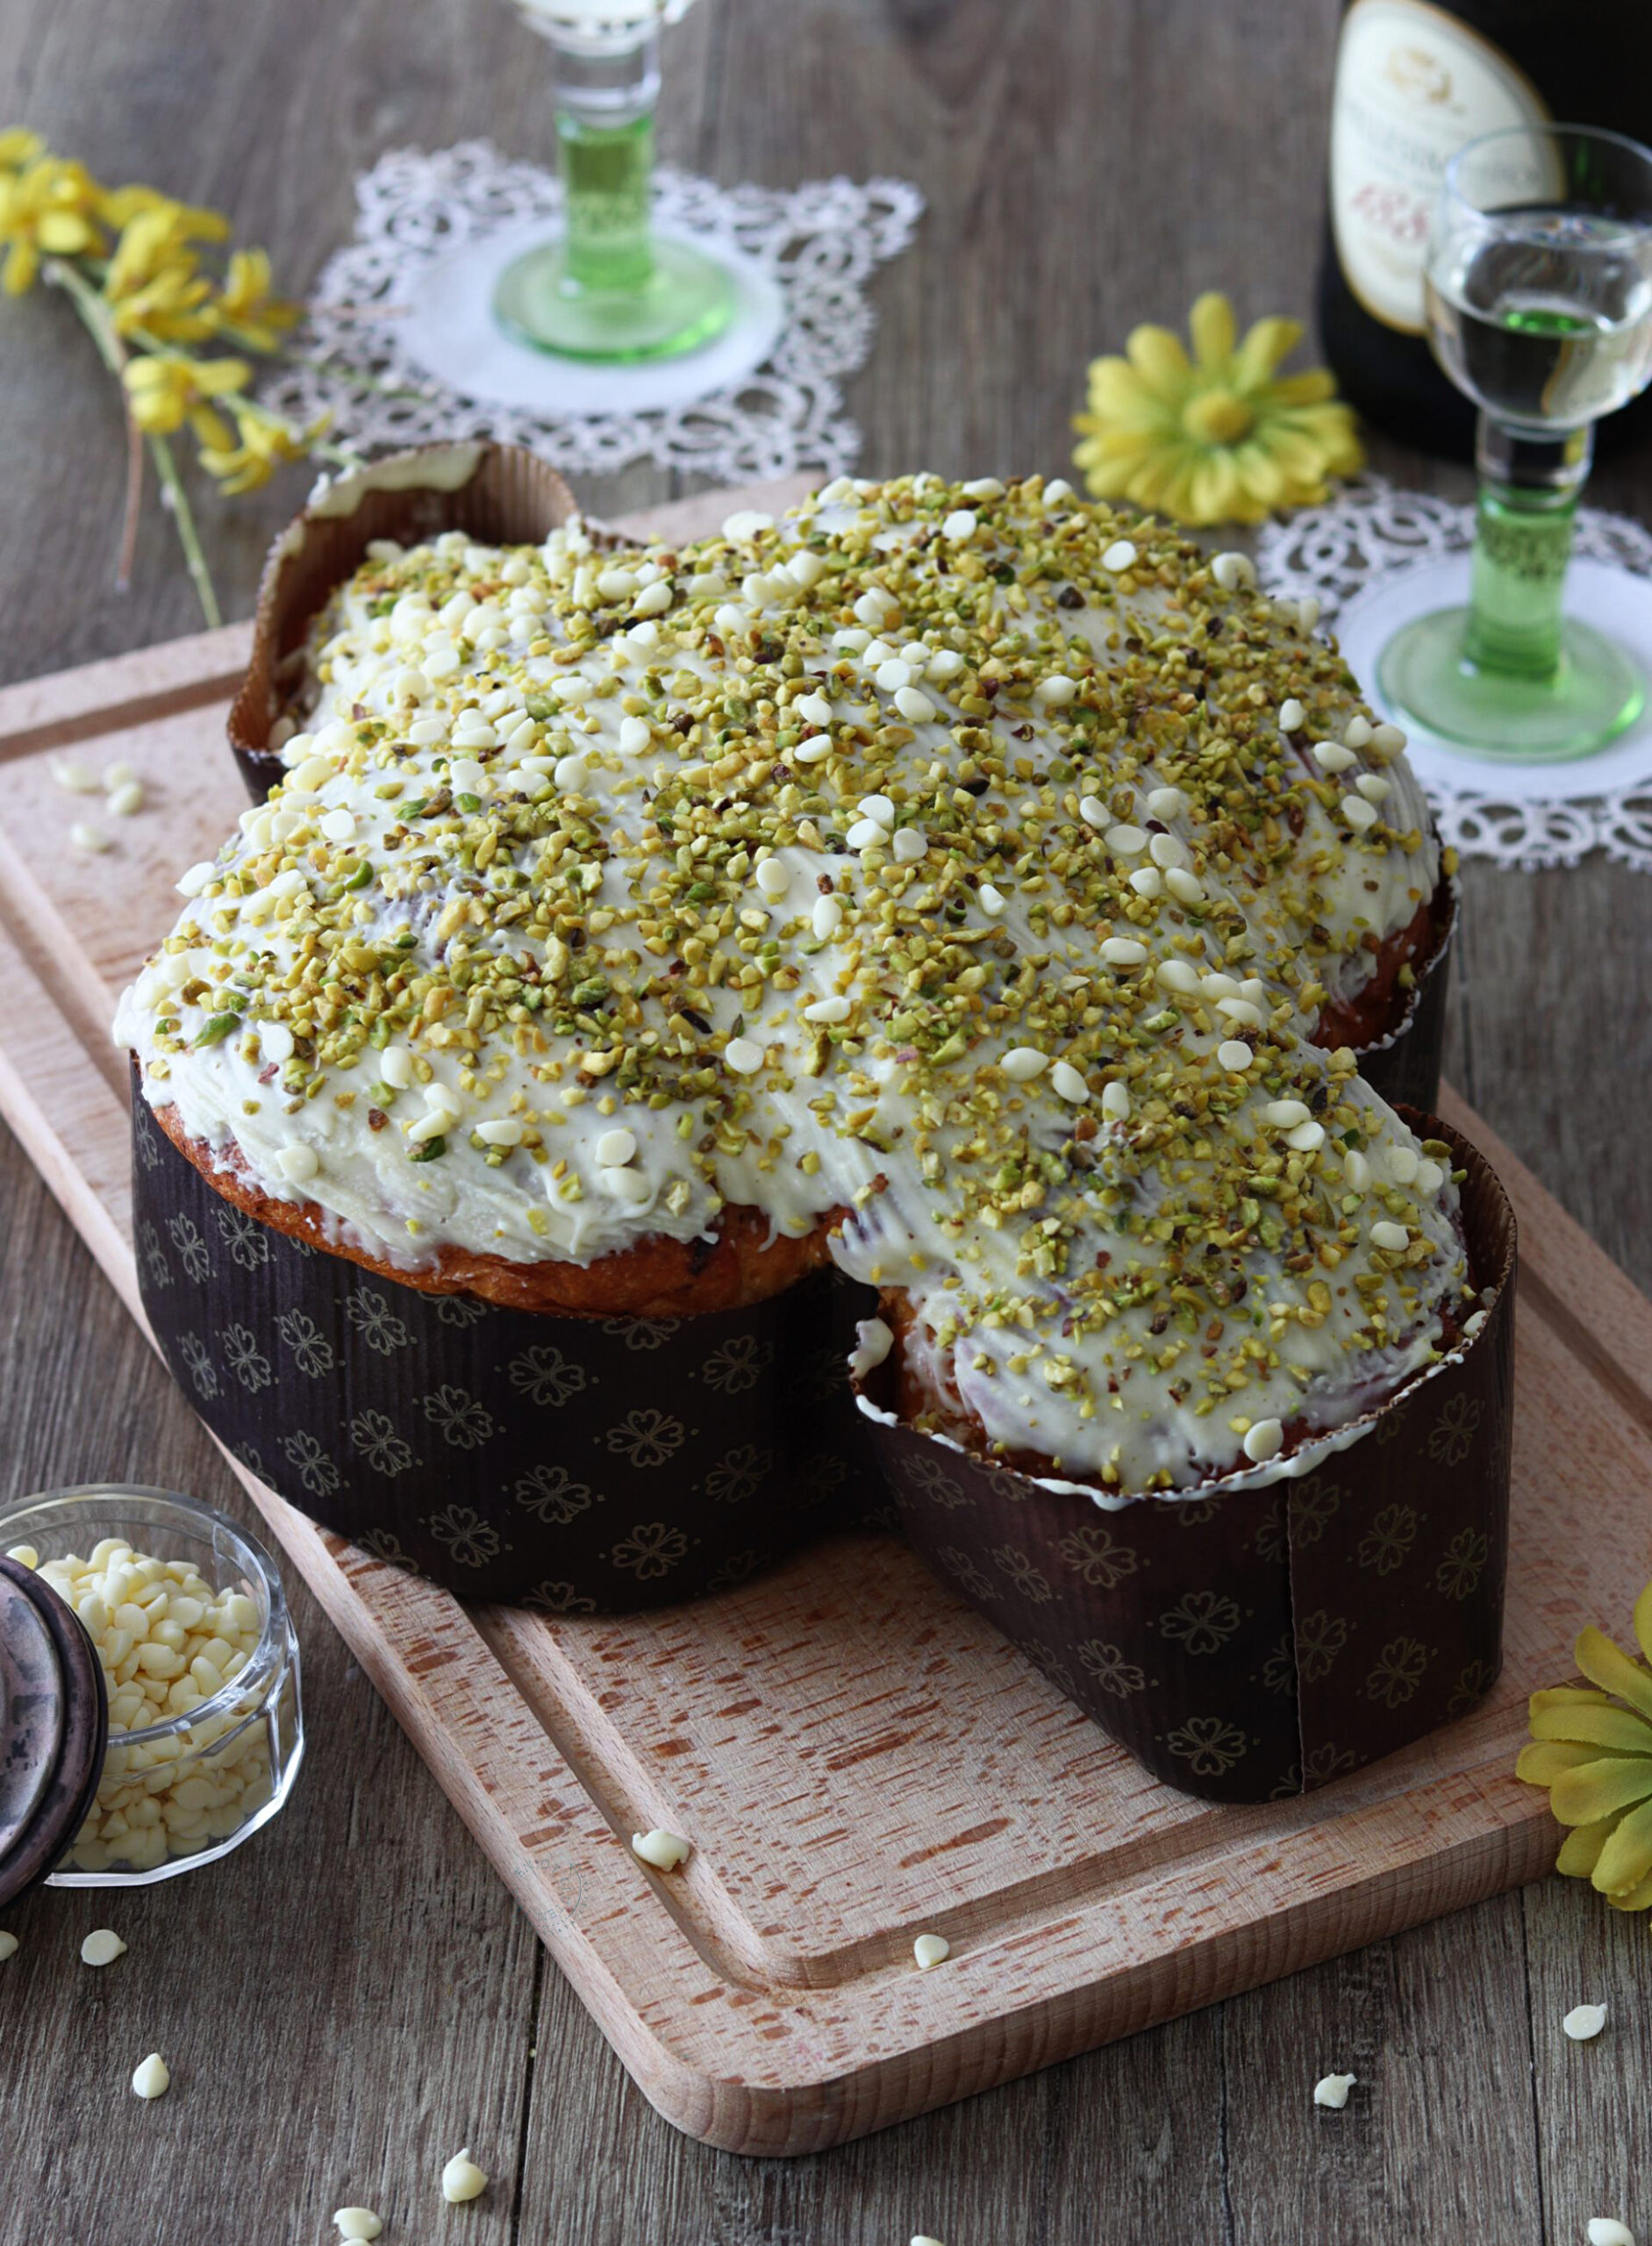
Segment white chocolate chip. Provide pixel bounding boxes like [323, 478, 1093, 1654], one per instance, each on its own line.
[977, 883, 1006, 916]
[723, 1038, 762, 1076]
[1312, 2071, 1355, 2110]
[794, 691, 833, 727]
[812, 896, 843, 941]
[1312, 741, 1356, 773]
[1101, 1081, 1132, 1123]
[631, 1829, 690, 1871]
[804, 996, 851, 1024]
[49, 755, 101, 794]
[1343, 714, 1373, 748]
[1243, 1419, 1284, 1463]
[1216, 1040, 1255, 1072]
[0, 1933, 17, 1963]
[1050, 1062, 1090, 1104]
[1002, 1047, 1048, 1082]
[891, 827, 927, 863]
[941, 509, 977, 543]
[1263, 1099, 1311, 1127]
[1371, 1220, 1410, 1252]
[859, 795, 896, 827]
[721, 509, 774, 541]
[1035, 674, 1077, 707]
[69, 822, 110, 853]
[912, 1933, 950, 1970]
[1277, 699, 1305, 733]
[132, 2053, 171, 2100]
[440, 2150, 490, 2206]
[755, 857, 791, 899]
[1104, 823, 1147, 854]
[1563, 2003, 1607, 2041]
[894, 685, 936, 723]
[1101, 539, 1137, 572]
[1586, 2225, 1635, 2246]
[333, 2212, 383, 2242]
[275, 1143, 319, 1184]
[80, 1928, 127, 1968]
[1211, 550, 1255, 591]
[1145, 786, 1184, 819]
[1100, 938, 1148, 968]
[1371, 720, 1406, 754]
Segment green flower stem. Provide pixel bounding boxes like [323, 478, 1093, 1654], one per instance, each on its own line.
[146, 431, 222, 628]
[46, 254, 222, 628]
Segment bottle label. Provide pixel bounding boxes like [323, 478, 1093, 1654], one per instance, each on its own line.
[1329, 0, 1548, 334]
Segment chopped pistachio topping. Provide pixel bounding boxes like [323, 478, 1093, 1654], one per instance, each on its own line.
[116, 474, 1462, 1494]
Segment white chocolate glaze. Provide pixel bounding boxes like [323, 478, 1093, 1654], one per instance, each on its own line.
[117, 474, 1468, 1492]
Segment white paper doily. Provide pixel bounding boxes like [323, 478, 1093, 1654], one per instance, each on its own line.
[264, 140, 923, 486]
[1258, 477, 1652, 870]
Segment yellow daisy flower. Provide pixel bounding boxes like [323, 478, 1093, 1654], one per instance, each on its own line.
[197, 402, 325, 496]
[122, 351, 252, 448]
[1516, 1578, 1652, 1913]
[213, 248, 298, 351]
[1073, 291, 1364, 528]
[0, 154, 104, 295]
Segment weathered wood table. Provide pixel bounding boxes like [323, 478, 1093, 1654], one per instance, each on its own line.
[2, 2, 1647, 2238]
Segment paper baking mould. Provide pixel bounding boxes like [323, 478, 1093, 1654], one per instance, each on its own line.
[855, 1111, 1515, 1805]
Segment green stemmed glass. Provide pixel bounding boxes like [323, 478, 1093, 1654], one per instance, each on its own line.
[494, 0, 735, 362]
[1379, 124, 1652, 762]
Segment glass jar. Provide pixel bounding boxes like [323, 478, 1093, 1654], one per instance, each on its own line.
[0, 1485, 304, 1887]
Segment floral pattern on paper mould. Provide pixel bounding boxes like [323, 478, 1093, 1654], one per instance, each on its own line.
[1166, 1716, 1249, 1777]
[508, 1343, 589, 1409]
[1365, 1635, 1431, 1708]
[346, 1285, 412, 1355]
[1294, 1609, 1349, 1683]
[797, 1451, 849, 1507]
[1016, 1637, 1077, 1698]
[349, 1408, 416, 1478]
[1262, 1634, 1296, 1697]
[901, 1448, 971, 1511]
[1288, 1477, 1343, 1546]
[138, 1220, 172, 1293]
[215, 1205, 270, 1270]
[1435, 1527, 1491, 1602]
[432, 1292, 489, 1328]
[524, 1579, 598, 1616]
[275, 1307, 335, 1378]
[357, 1527, 417, 1572]
[601, 1316, 678, 1350]
[936, 1546, 994, 1603]
[1448, 1656, 1498, 1718]
[428, 1505, 504, 1569]
[178, 1332, 219, 1399]
[702, 1444, 775, 1506]
[1156, 1590, 1242, 1656]
[421, 1383, 497, 1449]
[991, 1544, 1054, 1605]
[280, 1428, 341, 1500]
[1078, 1640, 1147, 1697]
[222, 1321, 273, 1394]
[1427, 1394, 1482, 1467]
[166, 1212, 211, 1282]
[1056, 1520, 1141, 1589]
[1356, 1502, 1420, 1577]
[610, 1521, 690, 1579]
[697, 1333, 774, 1393]
[514, 1462, 597, 1523]
[706, 1550, 761, 1593]
[604, 1407, 685, 1468]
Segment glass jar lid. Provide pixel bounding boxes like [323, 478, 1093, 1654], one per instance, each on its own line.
[0, 1555, 108, 1906]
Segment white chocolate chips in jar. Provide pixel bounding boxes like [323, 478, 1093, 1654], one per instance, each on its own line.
[12, 1537, 273, 1874]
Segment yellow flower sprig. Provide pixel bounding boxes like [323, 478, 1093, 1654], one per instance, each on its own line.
[0, 130, 346, 624]
[1517, 1579, 1652, 1914]
[1073, 291, 1363, 529]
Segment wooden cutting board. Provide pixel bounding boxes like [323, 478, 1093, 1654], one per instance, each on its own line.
[2, 480, 1649, 2157]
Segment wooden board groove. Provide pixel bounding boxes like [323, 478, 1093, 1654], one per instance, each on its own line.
[3, 483, 1649, 2156]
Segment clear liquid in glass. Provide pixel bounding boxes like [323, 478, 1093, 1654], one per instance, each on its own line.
[1426, 210, 1652, 431]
